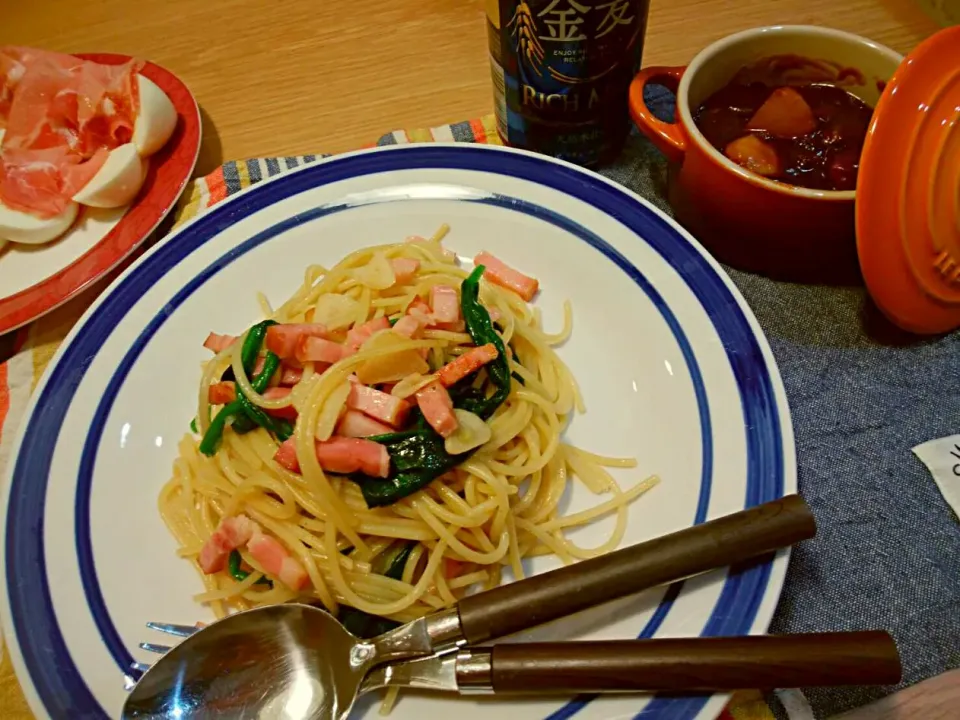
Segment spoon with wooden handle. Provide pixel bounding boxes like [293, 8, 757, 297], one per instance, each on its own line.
[124, 494, 817, 720]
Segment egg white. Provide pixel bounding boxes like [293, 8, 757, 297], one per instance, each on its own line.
[132, 74, 177, 157]
[0, 199, 79, 245]
[72, 143, 145, 208]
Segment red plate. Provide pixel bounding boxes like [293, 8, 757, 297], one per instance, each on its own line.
[0, 53, 201, 335]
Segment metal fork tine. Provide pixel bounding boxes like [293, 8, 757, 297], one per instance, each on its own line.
[124, 621, 204, 690]
[146, 621, 200, 638]
[139, 642, 171, 654]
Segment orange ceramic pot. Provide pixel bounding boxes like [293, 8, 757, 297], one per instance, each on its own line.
[629, 26, 902, 283]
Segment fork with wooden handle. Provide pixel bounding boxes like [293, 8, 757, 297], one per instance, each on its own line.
[361, 632, 902, 694]
[138, 624, 901, 694]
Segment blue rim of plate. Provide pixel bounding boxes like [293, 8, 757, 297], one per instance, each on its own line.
[4, 145, 787, 720]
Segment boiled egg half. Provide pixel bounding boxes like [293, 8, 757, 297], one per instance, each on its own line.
[0, 198, 79, 245]
[72, 143, 146, 208]
[0, 128, 81, 245]
[132, 74, 177, 157]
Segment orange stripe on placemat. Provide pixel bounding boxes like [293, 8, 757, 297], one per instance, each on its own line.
[206, 165, 228, 207]
[0, 362, 10, 440]
[469, 117, 488, 144]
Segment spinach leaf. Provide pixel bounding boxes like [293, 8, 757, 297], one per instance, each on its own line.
[199, 320, 285, 455]
[357, 428, 466, 507]
[460, 265, 511, 419]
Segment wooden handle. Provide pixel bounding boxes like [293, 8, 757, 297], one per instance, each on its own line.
[457, 495, 815, 644]
[487, 632, 902, 692]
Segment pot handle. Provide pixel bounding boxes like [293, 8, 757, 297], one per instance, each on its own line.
[629, 66, 688, 163]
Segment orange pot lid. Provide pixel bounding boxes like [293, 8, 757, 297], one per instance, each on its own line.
[857, 26, 960, 335]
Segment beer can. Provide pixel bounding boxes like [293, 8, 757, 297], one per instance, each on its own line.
[487, 0, 651, 166]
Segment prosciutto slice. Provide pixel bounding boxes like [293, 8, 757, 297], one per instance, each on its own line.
[0, 46, 142, 218]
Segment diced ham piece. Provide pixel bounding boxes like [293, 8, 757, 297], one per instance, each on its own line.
[430, 285, 460, 323]
[337, 410, 393, 438]
[208, 381, 236, 405]
[444, 557, 463, 579]
[206, 383, 296, 419]
[274, 438, 301, 472]
[273, 437, 390, 478]
[247, 532, 309, 591]
[390, 257, 420, 284]
[198, 515, 258, 574]
[392, 314, 425, 339]
[437, 343, 500, 387]
[265, 323, 330, 359]
[746, 87, 816, 138]
[296, 336, 347, 364]
[433, 319, 466, 333]
[345, 316, 391, 352]
[262, 387, 298, 420]
[347, 383, 411, 427]
[487, 306, 501, 323]
[280, 365, 303, 386]
[315, 437, 390, 477]
[203, 332, 236, 354]
[415, 381, 459, 438]
[724, 135, 781, 177]
[473, 252, 539, 301]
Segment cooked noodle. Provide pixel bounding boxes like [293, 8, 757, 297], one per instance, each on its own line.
[161, 228, 659, 658]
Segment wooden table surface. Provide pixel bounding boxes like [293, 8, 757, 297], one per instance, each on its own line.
[1, 0, 943, 176]
[0, 1, 955, 719]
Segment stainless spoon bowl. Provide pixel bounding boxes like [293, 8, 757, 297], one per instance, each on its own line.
[123, 495, 815, 720]
[123, 602, 465, 719]
[123, 604, 356, 719]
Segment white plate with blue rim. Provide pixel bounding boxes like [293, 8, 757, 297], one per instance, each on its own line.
[0, 143, 796, 720]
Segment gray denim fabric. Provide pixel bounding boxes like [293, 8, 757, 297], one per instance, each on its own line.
[602, 86, 960, 719]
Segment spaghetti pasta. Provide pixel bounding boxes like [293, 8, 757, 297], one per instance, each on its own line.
[160, 229, 659, 638]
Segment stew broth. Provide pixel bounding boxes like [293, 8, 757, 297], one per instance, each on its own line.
[694, 60, 875, 191]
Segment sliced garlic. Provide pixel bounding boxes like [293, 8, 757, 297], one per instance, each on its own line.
[311, 294, 360, 330]
[314, 381, 351, 442]
[352, 252, 396, 290]
[391, 372, 438, 399]
[444, 409, 492, 455]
